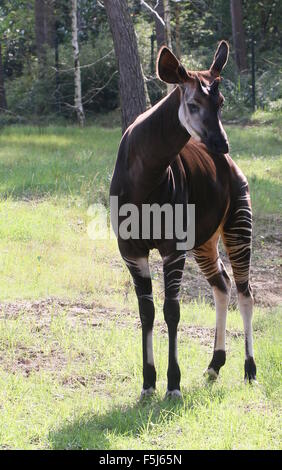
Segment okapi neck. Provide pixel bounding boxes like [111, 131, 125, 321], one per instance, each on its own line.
[149, 86, 190, 160]
[129, 87, 190, 195]
[159, 86, 191, 157]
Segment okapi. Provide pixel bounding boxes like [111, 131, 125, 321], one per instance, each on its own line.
[110, 41, 257, 399]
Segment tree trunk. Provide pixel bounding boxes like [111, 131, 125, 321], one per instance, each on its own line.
[163, 0, 172, 50]
[45, 0, 56, 49]
[143, 66, 151, 110]
[155, 0, 165, 49]
[35, 0, 55, 63]
[104, 0, 147, 134]
[54, 21, 61, 113]
[230, 0, 248, 73]
[0, 42, 7, 112]
[35, 0, 46, 64]
[175, 2, 181, 60]
[71, 0, 85, 127]
[163, 0, 173, 93]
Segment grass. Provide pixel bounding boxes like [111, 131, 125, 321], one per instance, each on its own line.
[0, 303, 280, 450]
[0, 112, 281, 449]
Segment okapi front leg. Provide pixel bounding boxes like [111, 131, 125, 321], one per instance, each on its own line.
[122, 256, 156, 398]
[162, 252, 186, 398]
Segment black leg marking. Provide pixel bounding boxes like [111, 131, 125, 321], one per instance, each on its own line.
[244, 356, 257, 382]
[244, 337, 257, 382]
[208, 350, 226, 377]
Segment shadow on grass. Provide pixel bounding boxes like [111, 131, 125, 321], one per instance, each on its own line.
[48, 381, 226, 450]
[0, 125, 280, 212]
[0, 127, 118, 202]
[0, 147, 113, 203]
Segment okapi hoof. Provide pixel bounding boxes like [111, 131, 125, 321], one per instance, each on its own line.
[165, 389, 182, 400]
[205, 350, 226, 380]
[204, 367, 218, 380]
[140, 386, 155, 401]
[244, 357, 257, 384]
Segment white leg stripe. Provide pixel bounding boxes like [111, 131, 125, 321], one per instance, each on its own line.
[147, 330, 154, 366]
[238, 293, 254, 358]
[123, 256, 150, 278]
[167, 269, 184, 277]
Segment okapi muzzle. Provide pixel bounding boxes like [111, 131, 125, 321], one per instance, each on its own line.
[204, 112, 229, 155]
[199, 79, 229, 154]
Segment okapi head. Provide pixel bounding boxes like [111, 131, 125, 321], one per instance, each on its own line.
[157, 41, 230, 154]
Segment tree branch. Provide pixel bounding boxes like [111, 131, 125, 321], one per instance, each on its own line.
[82, 70, 118, 105]
[51, 49, 114, 74]
[140, 0, 165, 26]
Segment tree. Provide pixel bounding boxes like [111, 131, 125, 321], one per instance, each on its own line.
[104, 0, 147, 133]
[230, 0, 248, 73]
[175, 1, 181, 60]
[71, 0, 85, 127]
[155, 0, 165, 49]
[163, 0, 173, 93]
[0, 42, 7, 112]
[163, 0, 172, 51]
[34, 0, 55, 65]
[34, 0, 44, 62]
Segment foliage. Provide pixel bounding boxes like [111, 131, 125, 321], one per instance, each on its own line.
[0, 0, 281, 122]
[4, 35, 118, 121]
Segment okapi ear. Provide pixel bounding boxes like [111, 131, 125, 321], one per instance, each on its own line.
[210, 40, 229, 76]
[157, 46, 189, 84]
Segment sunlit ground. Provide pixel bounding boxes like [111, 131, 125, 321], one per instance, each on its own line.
[0, 111, 281, 449]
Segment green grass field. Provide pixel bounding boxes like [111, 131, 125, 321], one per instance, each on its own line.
[0, 112, 281, 449]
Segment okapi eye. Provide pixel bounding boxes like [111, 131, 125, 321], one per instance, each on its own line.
[188, 104, 199, 114]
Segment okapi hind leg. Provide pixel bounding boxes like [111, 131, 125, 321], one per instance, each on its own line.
[193, 233, 231, 379]
[121, 254, 157, 398]
[162, 251, 186, 398]
[222, 195, 257, 383]
[238, 291, 256, 383]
